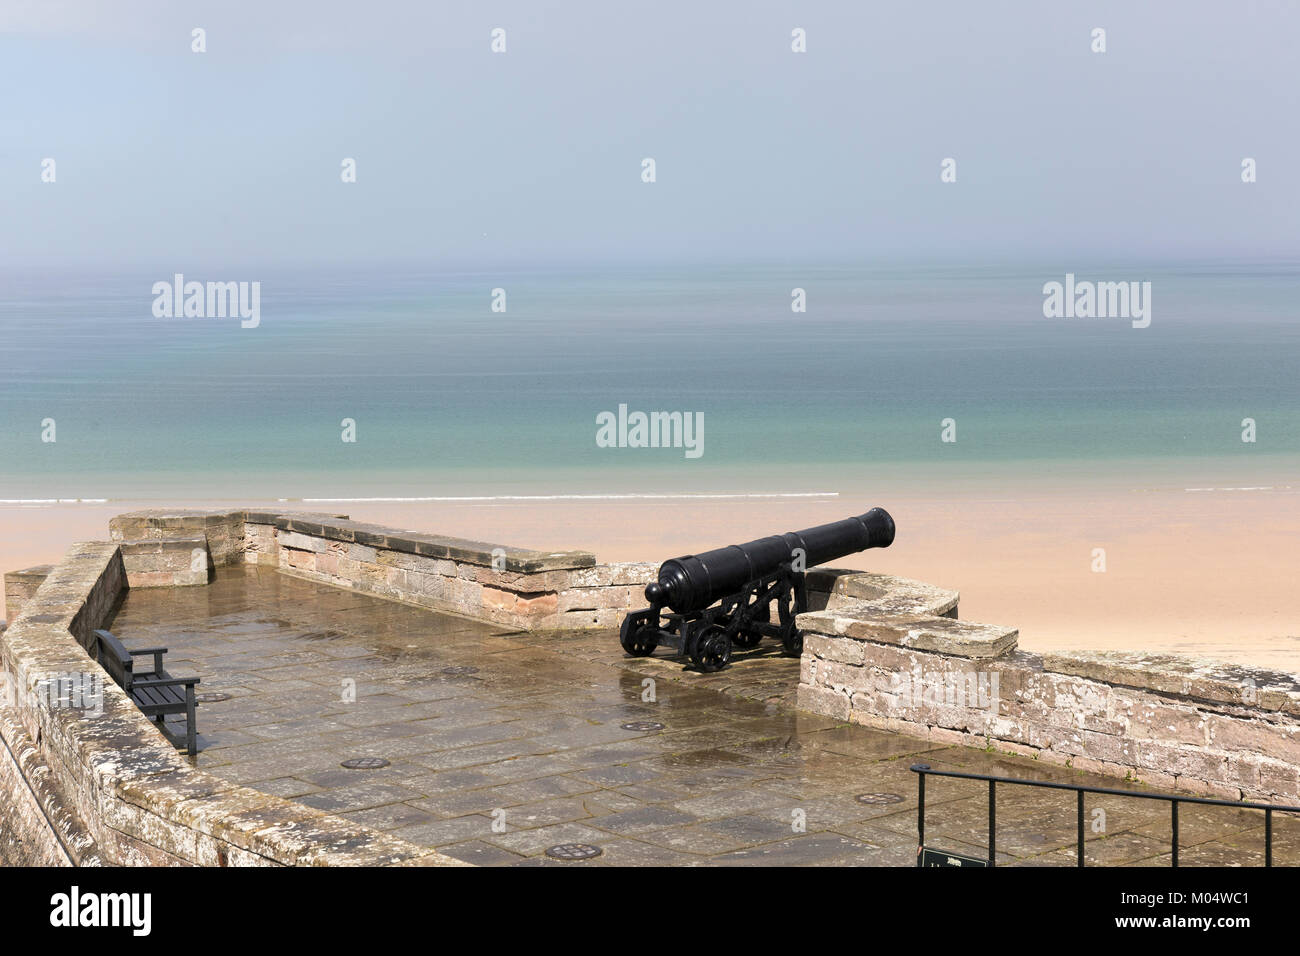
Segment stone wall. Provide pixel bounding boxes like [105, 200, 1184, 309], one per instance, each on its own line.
[0, 541, 464, 867]
[4, 565, 52, 622]
[796, 575, 1300, 805]
[119, 537, 213, 588]
[247, 511, 656, 630]
[110, 510, 245, 566]
[111, 509, 656, 631]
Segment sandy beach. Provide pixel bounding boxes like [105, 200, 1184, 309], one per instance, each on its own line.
[5, 475, 1297, 674]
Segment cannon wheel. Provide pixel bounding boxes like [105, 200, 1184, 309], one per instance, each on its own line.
[691, 625, 732, 673]
[620, 622, 659, 657]
[777, 598, 803, 656]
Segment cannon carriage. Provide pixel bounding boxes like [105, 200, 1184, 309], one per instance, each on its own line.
[619, 508, 895, 672]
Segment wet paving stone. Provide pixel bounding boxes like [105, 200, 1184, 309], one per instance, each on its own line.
[397, 769, 499, 794]
[673, 787, 793, 821]
[578, 839, 703, 867]
[637, 823, 765, 857]
[104, 565, 1289, 867]
[567, 764, 662, 788]
[251, 777, 324, 799]
[391, 814, 499, 847]
[437, 841, 528, 866]
[488, 775, 601, 803]
[710, 833, 880, 867]
[495, 797, 603, 830]
[614, 782, 695, 803]
[703, 814, 805, 843]
[339, 802, 441, 831]
[586, 805, 698, 835]
[296, 781, 425, 813]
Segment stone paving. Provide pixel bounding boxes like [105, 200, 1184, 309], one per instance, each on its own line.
[107, 566, 1300, 866]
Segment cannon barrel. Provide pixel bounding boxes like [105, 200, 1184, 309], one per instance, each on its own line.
[644, 508, 895, 614]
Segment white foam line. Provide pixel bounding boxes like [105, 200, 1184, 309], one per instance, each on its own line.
[299, 492, 841, 503]
[0, 498, 109, 504]
[2, 493, 840, 505]
[1184, 487, 1277, 492]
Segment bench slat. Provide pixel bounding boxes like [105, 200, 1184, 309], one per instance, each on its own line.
[133, 684, 165, 707]
[152, 685, 184, 705]
[133, 692, 186, 712]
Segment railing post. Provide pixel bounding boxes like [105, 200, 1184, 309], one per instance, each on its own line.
[1266, 808, 1272, 867]
[913, 764, 928, 867]
[1077, 790, 1085, 867]
[988, 779, 997, 866]
[1171, 801, 1179, 868]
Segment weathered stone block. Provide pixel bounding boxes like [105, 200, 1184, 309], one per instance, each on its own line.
[796, 683, 850, 721]
[554, 586, 635, 613]
[348, 543, 379, 563]
[565, 563, 657, 588]
[4, 566, 53, 621]
[284, 549, 316, 571]
[799, 606, 1016, 658]
[277, 531, 328, 553]
[804, 633, 866, 666]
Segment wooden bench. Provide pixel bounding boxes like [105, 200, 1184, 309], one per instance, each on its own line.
[92, 629, 201, 755]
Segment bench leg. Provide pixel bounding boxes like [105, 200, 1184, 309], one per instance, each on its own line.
[185, 688, 197, 756]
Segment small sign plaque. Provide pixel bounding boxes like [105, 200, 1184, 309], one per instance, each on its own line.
[920, 847, 989, 868]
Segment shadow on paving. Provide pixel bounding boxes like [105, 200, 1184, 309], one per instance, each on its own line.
[104, 566, 1297, 867]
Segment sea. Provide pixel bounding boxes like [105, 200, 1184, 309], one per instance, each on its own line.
[2, 260, 1298, 503]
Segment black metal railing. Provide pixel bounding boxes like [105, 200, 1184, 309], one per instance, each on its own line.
[911, 763, 1300, 867]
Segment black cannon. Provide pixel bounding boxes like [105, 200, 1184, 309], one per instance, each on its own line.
[619, 508, 895, 672]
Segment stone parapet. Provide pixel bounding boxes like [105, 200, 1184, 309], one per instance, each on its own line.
[75, 509, 655, 631]
[806, 567, 960, 618]
[4, 565, 53, 622]
[223, 509, 650, 630]
[795, 572, 1300, 805]
[119, 536, 213, 588]
[109, 510, 245, 566]
[106, 508, 648, 630]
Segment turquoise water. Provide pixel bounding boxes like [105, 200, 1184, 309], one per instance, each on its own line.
[2, 262, 1298, 499]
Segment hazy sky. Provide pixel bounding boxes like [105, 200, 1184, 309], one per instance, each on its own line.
[2, 1, 1297, 268]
